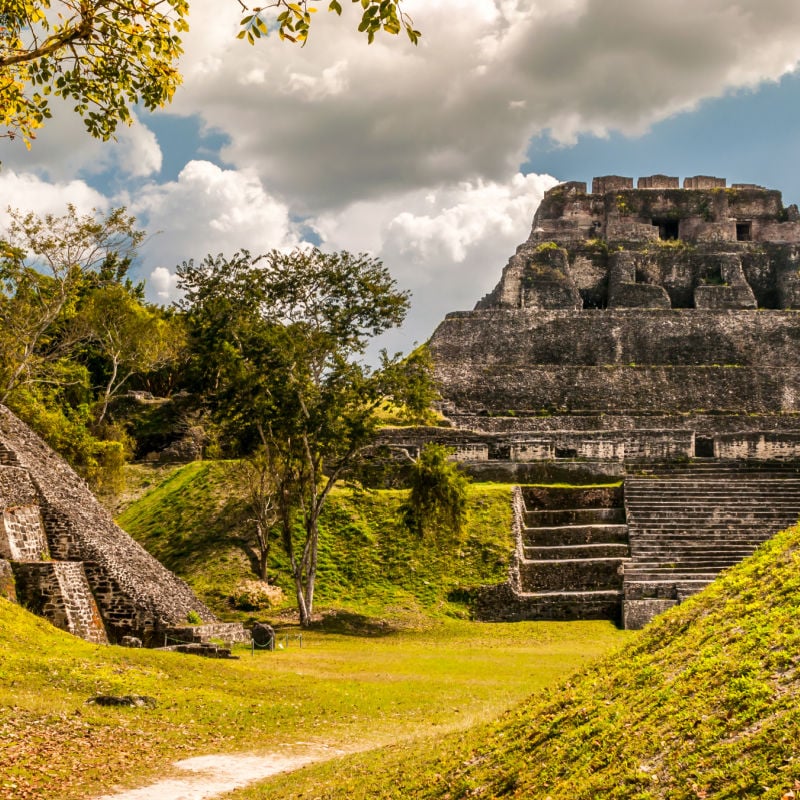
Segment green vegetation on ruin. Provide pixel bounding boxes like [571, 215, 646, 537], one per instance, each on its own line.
[116, 463, 516, 622]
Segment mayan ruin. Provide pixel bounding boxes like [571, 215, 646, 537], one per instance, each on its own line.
[396, 175, 800, 628]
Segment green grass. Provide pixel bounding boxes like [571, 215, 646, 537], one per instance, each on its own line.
[116, 463, 515, 621]
[232, 522, 800, 800]
[0, 597, 627, 799]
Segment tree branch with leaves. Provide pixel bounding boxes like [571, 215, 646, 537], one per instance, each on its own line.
[236, 0, 419, 45]
[2, 0, 419, 143]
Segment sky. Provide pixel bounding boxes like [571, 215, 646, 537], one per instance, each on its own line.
[5, 0, 800, 360]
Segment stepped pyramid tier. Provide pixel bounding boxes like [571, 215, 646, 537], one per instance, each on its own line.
[379, 174, 800, 628]
[0, 404, 247, 646]
[432, 175, 800, 429]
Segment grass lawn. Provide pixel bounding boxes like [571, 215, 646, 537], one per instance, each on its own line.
[0, 598, 629, 799]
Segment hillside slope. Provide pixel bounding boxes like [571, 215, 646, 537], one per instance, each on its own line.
[250, 522, 800, 800]
[116, 462, 514, 621]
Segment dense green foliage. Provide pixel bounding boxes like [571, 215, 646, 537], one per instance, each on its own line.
[240, 521, 800, 800]
[0, 205, 183, 492]
[404, 443, 469, 539]
[1, 0, 188, 144]
[117, 462, 514, 622]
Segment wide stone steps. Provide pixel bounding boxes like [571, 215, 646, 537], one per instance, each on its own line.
[519, 556, 628, 592]
[623, 466, 800, 623]
[495, 485, 631, 622]
[524, 543, 630, 560]
[524, 507, 625, 526]
[522, 523, 629, 547]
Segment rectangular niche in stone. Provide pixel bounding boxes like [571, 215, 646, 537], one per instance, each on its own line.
[1, 505, 49, 561]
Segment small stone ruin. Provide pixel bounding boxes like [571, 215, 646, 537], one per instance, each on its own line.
[0, 404, 247, 646]
[386, 175, 800, 628]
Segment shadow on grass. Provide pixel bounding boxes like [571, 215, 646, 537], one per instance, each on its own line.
[308, 609, 407, 637]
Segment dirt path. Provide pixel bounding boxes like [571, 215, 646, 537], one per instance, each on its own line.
[96, 744, 344, 800]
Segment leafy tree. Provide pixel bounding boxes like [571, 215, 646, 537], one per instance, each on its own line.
[79, 284, 185, 423]
[177, 247, 434, 625]
[0, 205, 155, 490]
[0, 205, 144, 404]
[0, 0, 188, 144]
[404, 443, 469, 539]
[2, 0, 417, 143]
[236, 446, 280, 581]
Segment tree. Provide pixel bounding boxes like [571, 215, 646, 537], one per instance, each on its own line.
[0, 205, 144, 403]
[236, 446, 280, 581]
[237, 1, 419, 46]
[403, 443, 469, 539]
[1, 0, 188, 144]
[2, 0, 417, 144]
[80, 284, 184, 424]
[177, 247, 434, 625]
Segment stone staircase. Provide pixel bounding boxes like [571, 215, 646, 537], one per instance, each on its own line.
[622, 463, 800, 627]
[476, 485, 630, 621]
[1, 465, 108, 643]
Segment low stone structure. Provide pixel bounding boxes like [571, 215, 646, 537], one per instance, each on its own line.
[0, 404, 246, 646]
[401, 175, 800, 628]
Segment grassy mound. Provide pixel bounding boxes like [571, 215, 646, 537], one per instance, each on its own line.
[237, 523, 800, 800]
[116, 462, 514, 620]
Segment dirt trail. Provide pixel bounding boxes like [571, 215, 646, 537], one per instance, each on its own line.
[96, 745, 344, 800]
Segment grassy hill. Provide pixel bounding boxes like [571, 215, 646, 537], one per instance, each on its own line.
[235, 521, 800, 800]
[116, 462, 515, 622]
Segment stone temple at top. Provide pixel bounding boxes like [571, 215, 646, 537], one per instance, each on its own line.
[386, 174, 800, 628]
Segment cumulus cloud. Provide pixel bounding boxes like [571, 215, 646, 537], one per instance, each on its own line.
[127, 160, 304, 304]
[0, 171, 108, 221]
[148, 266, 179, 301]
[163, 0, 800, 212]
[0, 99, 163, 184]
[315, 171, 558, 356]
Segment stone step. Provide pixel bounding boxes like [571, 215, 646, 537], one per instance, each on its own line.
[624, 569, 720, 580]
[627, 521, 799, 529]
[524, 543, 631, 560]
[625, 508, 800, 515]
[524, 507, 625, 527]
[628, 560, 741, 570]
[521, 485, 624, 511]
[625, 491, 800, 500]
[519, 557, 627, 592]
[631, 543, 761, 550]
[517, 589, 622, 600]
[631, 548, 770, 557]
[476, 588, 622, 623]
[522, 523, 629, 547]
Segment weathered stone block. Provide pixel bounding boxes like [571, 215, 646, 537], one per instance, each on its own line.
[683, 176, 726, 189]
[623, 598, 677, 629]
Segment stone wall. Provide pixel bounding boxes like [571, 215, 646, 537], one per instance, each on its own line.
[430, 309, 800, 416]
[0, 505, 49, 561]
[12, 561, 108, 644]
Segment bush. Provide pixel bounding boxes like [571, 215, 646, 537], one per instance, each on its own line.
[403, 444, 469, 539]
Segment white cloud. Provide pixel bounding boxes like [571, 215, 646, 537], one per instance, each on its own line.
[0, 103, 162, 182]
[160, 0, 800, 213]
[128, 160, 304, 304]
[0, 170, 108, 220]
[114, 118, 163, 178]
[149, 266, 179, 301]
[315, 171, 558, 356]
